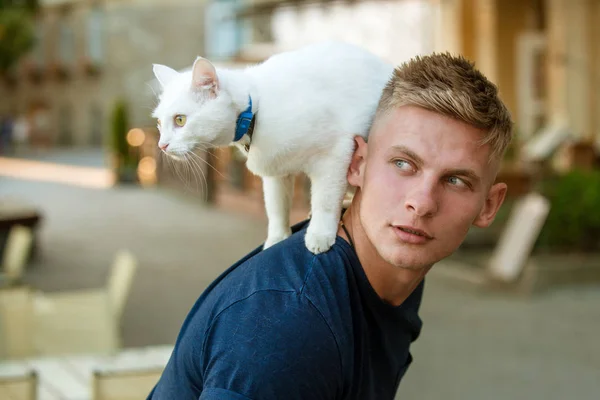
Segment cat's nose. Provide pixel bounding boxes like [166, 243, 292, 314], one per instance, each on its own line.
[159, 143, 169, 151]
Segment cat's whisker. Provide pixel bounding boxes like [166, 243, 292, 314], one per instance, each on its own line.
[194, 148, 221, 165]
[196, 140, 219, 150]
[192, 143, 214, 155]
[182, 154, 195, 191]
[184, 153, 202, 194]
[182, 157, 196, 194]
[172, 157, 191, 193]
[161, 151, 198, 194]
[183, 154, 199, 192]
[191, 148, 220, 167]
[187, 153, 206, 193]
[181, 154, 192, 189]
[193, 143, 209, 150]
[164, 152, 180, 187]
[186, 152, 209, 201]
[146, 83, 159, 100]
[193, 141, 225, 162]
[205, 149, 224, 163]
[162, 151, 172, 173]
[189, 151, 228, 180]
[195, 140, 213, 148]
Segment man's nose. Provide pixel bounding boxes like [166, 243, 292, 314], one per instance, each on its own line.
[404, 183, 438, 217]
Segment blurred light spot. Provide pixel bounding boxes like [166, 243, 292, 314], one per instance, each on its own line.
[138, 156, 157, 186]
[138, 156, 156, 174]
[127, 128, 146, 147]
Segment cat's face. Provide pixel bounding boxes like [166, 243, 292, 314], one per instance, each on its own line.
[151, 57, 237, 158]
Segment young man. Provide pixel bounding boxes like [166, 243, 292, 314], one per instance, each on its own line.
[148, 52, 513, 400]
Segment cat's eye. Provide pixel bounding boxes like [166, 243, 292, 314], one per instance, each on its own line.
[174, 115, 187, 127]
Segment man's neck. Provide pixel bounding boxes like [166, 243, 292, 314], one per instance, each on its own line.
[338, 199, 429, 307]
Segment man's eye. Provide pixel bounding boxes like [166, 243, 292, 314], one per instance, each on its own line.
[395, 160, 412, 170]
[447, 176, 467, 187]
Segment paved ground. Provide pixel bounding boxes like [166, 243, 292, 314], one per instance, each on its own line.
[1, 148, 268, 348]
[397, 275, 600, 400]
[1, 148, 598, 399]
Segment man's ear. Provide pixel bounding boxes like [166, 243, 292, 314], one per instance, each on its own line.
[473, 182, 507, 228]
[347, 136, 368, 188]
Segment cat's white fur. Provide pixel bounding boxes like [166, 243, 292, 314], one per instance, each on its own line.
[152, 41, 394, 254]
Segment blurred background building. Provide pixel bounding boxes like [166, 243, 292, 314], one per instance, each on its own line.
[0, 0, 208, 144]
[1, 0, 599, 200]
[0, 0, 599, 399]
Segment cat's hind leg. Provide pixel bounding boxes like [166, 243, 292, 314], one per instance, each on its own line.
[262, 175, 294, 250]
[305, 138, 354, 254]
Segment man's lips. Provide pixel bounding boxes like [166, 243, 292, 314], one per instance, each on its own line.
[393, 225, 434, 240]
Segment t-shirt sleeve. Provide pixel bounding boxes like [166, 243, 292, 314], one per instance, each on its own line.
[200, 387, 253, 400]
[199, 291, 343, 400]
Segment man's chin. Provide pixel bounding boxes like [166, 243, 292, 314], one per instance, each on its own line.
[391, 260, 432, 271]
[381, 247, 436, 271]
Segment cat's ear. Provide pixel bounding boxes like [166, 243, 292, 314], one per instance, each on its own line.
[153, 64, 179, 88]
[191, 56, 219, 97]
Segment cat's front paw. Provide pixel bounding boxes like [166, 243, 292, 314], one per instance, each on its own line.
[305, 229, 336, 254]
[263, 230, 291, 250]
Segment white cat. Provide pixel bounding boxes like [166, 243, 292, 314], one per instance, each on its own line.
[152, 41, 394, 254]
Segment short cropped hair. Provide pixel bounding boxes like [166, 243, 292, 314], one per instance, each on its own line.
[376, 53, 513, 161]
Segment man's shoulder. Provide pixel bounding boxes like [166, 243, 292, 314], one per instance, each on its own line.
[171, 218, 355, 343]
[212, 220, 352, 303]
[220, 226, 322, 295]
[182, 222, 356, 344]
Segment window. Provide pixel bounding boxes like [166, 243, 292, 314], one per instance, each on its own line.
[87, 6, 104, 63]
[89, 103, 103, 146]
[58, 104, 73, 146]
[32, 23, 45, 67]
[58, 20, 75, 65]
[205, 0, 244, 60]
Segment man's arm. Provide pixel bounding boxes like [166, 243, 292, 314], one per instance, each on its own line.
[199, 290, 343, 399]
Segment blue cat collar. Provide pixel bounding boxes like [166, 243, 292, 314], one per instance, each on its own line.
[234, 96, 254, 142]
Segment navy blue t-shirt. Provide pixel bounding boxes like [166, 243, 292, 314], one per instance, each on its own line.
[148, 220, 424, 400]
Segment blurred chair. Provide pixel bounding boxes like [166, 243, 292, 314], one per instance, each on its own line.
[0, 226, 33, 287]
[92, 367, 163, 400]
[487, 192, 550, 282]
[0, 286, 35, 359]
[0, 371, 37, 400]
[33, 250, 138, 356]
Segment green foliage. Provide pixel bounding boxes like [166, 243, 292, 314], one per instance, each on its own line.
[0, 1, 39, 12]
[536, 169, 600, 252]
[111, 100, 129, 158]
[0, 1, 39, 74]
[110, 99, 137, 182]
[502, 136, 519, 163]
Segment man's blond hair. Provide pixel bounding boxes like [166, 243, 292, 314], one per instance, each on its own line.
[376, 53, 513, 161]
